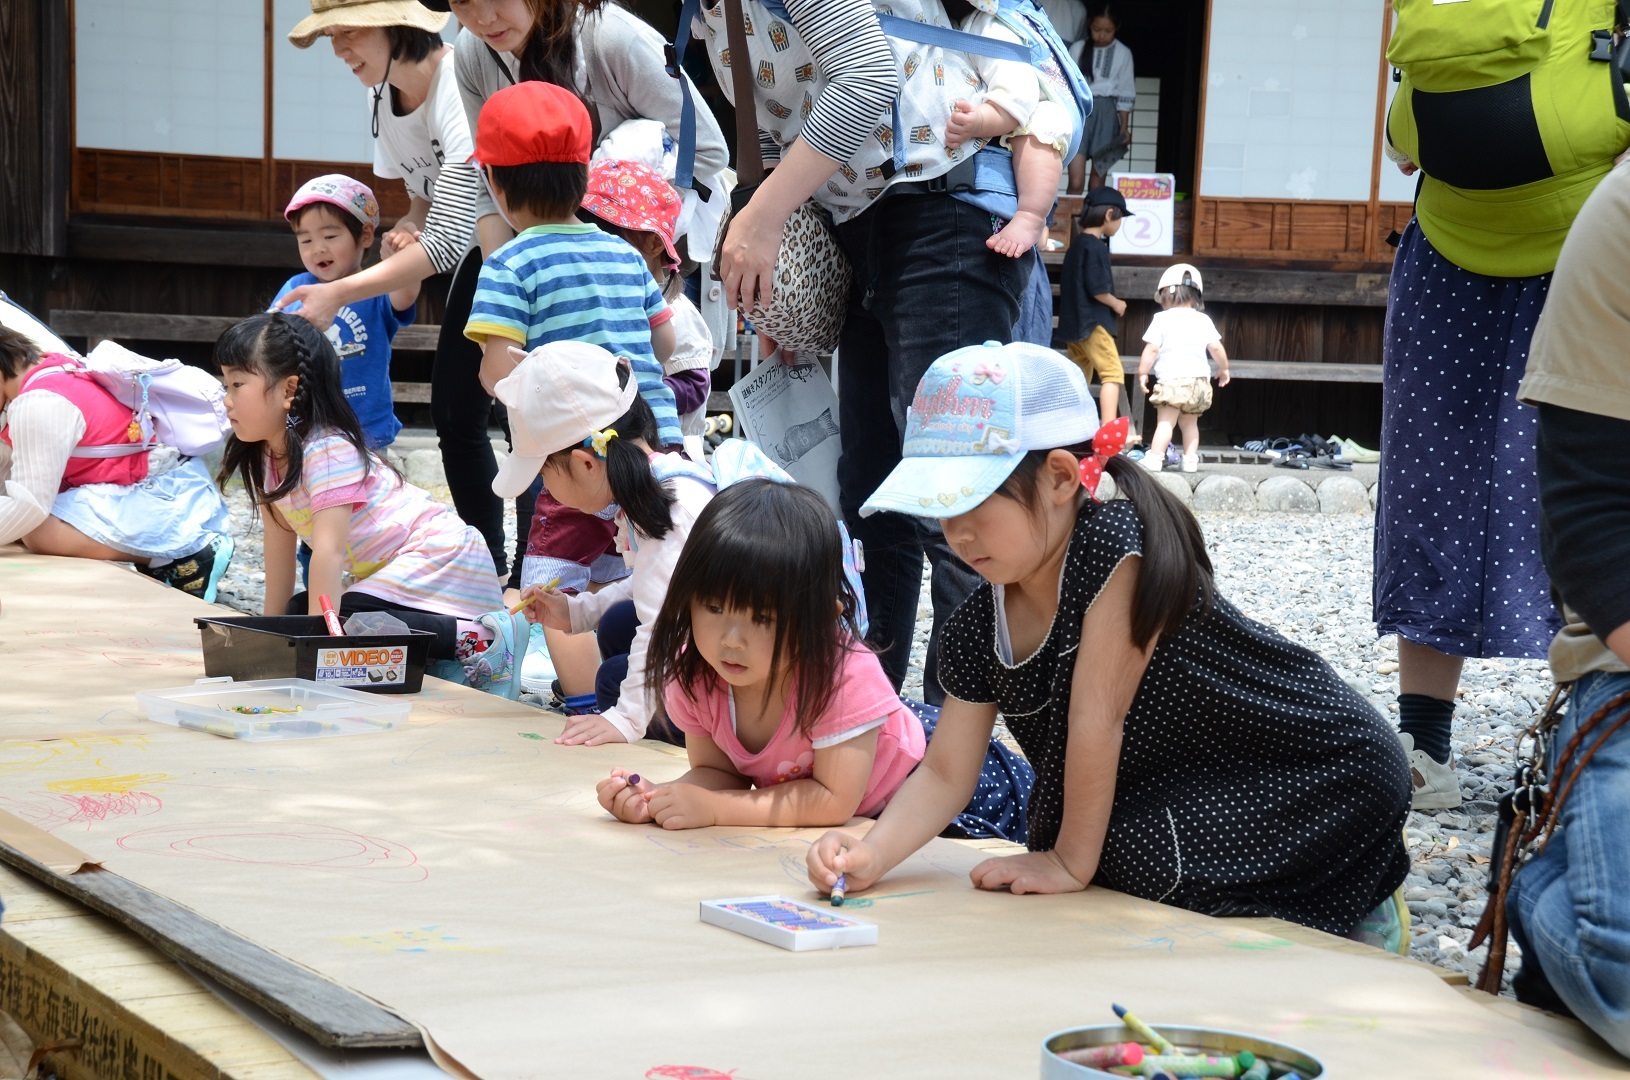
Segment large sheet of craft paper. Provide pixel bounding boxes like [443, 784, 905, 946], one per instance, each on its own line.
[3, 548, 1628, 1079]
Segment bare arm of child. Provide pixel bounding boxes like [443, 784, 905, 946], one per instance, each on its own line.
[1137, 342, 1159, 391]
[277, 245, 436, 333]
[945, 99, 1021, 150]
[807, 696, 998, 895]
[1094, 292, 1128, 318]
[1207, 340, 1230, 387]
[651, 317, 676, 367]
[970, 558, 1151, 894]
[648, 728, 882, 831]
[380, 235, 423, 315]
[478, 336, 521, 397]
[261, 507, 299, 617]
[302, 505, 351, 616]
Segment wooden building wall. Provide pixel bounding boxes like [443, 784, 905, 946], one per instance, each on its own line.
[0, 0, 69, 257]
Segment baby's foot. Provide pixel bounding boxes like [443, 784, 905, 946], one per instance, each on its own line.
[988, 211, 1047, 258]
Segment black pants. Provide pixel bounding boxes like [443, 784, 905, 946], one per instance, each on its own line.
[432, 247, 534, 587]
[287, 590, 460, 660]
[592, 599, 683, 745]
[832, 193, 1030, 703]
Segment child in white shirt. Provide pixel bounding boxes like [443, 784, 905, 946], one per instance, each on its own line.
[946, 7, 1078, 258]
[1138, 264, 1229, 473]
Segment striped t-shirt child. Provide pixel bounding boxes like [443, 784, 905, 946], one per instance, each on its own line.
[267, 432, 501, 619]
[464, 223, 680, 447]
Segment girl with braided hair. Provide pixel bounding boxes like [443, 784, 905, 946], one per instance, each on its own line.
[215, 313, 530, 698]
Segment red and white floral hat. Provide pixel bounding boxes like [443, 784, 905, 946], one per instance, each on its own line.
[581, 159, 682, 271]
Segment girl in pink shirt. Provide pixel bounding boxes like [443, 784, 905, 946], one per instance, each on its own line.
[596, 479, 1031, 837]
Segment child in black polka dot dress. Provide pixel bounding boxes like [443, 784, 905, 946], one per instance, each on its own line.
[808, 341, 1413, 947]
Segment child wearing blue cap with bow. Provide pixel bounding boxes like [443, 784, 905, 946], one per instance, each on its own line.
[807, 341, 1413, 949]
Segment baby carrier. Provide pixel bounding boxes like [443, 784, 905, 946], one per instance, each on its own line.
[667, 0, 1092, 221]
[1386, 0, 1630, 273]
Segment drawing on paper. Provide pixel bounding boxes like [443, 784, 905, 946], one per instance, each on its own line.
[0, 790, 163, 832]
[117, 822, 429, 882]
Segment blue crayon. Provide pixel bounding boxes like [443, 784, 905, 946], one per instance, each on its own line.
[831, 872, 848, 906]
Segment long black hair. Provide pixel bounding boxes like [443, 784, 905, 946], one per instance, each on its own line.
[515, 0, 604, 144]
[645, 479, 865, 735]
[213, 312, 377, 507]
[995, 449, 1213, 650]
[541, 362, 676, 540]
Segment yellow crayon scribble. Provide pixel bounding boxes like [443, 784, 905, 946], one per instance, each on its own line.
[333, 926, 500, 955]
[46, 773, 171, 795]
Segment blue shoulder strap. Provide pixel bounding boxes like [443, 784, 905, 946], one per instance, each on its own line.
[668, 0, 706, 191]
[875, 13, 1036, 175]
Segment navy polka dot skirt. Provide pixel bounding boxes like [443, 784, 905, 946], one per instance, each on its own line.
[906, 701, 1033, 845]
[1373, 221, 1561, 660]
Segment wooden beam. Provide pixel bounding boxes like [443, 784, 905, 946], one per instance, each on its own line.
[67, 220, 299, 267]
[0, 839, 424, 1050]
[1037, 262, 1390, 307]
[50, 310, 440, 352]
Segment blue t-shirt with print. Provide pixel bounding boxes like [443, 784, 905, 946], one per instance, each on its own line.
[272, 273, 413, 448]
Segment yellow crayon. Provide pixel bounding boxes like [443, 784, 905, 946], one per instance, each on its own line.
[509, 577, 561, 615]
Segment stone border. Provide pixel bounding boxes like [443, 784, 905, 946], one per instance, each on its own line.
[1099, 464, 1378, 513]
[386, 435, 1379, 514]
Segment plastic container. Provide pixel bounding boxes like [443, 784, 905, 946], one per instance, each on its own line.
[1042, 1024, 1324, 1078]
[135, 677, 410, 740]
[195, 615, 432, 694]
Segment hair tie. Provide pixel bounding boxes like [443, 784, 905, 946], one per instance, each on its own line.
[585, 428, 619, 458]
[1077, 416, 1130, 501]
[285, 413, 302, 431]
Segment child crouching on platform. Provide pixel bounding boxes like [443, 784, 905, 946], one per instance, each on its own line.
[0, 326, 234, 599]
[808, 341, 1410, 952]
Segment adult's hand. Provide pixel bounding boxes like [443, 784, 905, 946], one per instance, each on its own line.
[719, 198, 787, 315]
[273, 280, 348, 332]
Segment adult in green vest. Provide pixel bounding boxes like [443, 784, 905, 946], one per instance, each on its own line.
[1377, 0, 1630, 811]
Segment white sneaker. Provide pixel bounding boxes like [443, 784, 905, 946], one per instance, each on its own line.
[1400, 732, 1462, 810]
[519, 622, 557, 697]
[1139, 455, 1164, 472]
[1181, 454, 1198, 473]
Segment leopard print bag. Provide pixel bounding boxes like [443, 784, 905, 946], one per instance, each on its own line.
[715, 0, 851, 354]
[715, 195, 852, 354]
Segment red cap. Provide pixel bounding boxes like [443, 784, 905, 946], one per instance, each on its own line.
[470, 82, 592, 168]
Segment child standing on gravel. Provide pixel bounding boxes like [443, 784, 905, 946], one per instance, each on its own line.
[807, 341, 1412, 950]
[1138, 263, 1228, 474]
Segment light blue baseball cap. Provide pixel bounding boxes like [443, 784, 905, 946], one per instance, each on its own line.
[861, 341, 1100, 519]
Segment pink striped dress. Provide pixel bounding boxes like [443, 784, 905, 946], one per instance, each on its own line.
[267, 433, 501, 618]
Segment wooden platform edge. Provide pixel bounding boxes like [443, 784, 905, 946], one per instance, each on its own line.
[0, 838, 424, 1050]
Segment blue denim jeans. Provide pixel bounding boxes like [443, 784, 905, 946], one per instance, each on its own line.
[1507, 668, 1630, 1057]
[833, 193, 1031, 702]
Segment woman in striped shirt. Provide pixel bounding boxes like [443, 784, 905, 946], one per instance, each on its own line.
[693, 0, 1036, 705]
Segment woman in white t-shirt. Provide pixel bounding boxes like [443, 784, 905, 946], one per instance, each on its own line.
[1136, 264, 1229, 474]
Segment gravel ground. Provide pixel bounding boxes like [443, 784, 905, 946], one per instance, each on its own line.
[211, 486, 1538, 988]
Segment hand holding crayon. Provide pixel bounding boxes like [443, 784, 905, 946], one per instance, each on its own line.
[595, 769, 654, 824]
[512, 578, 571, 630]
[806, 831, 882, 899]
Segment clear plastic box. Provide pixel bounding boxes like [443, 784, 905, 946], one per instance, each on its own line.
[134, 677, 410, 740]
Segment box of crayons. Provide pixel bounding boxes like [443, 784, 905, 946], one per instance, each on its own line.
[1042, 1008, 1323, 1078]
[699, 896, 878, 951]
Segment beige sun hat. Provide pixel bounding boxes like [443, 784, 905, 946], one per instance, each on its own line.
[287, 0, 449, 49]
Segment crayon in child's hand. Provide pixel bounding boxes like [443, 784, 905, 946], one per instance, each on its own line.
[509, 577, 561, 615]
[1111, 1003, 1175, 1056]
[831, 873, 847, 906]
[626, 773, 641, 789]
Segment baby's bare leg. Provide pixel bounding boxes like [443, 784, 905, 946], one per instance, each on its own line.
[989, 134, 1064, 258]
